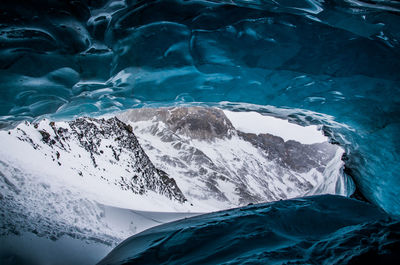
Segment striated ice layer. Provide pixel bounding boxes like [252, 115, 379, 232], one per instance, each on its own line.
[0, 0, 399, 215]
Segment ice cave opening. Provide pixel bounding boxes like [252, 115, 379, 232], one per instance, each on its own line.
[1, 0, 400, 264]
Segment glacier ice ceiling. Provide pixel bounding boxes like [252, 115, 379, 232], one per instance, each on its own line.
[1, 0, 400, 264]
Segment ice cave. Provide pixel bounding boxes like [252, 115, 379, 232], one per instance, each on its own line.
[0, 0, 399, 264]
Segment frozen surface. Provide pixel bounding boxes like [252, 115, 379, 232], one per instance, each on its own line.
[99, 195, 400, 265]
[0, 208, 199, 265]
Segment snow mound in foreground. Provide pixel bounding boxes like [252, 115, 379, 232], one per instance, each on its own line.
[99, 195, 399, 265]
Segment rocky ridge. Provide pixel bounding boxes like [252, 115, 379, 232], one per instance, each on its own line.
[5, 117, 186, 203]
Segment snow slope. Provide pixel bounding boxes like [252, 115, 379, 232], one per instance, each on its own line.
[0, 117, 198, 264]
[0, 118, 188, 211]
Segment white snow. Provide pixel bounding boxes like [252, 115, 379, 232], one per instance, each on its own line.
[223, 110, 328, 144]
[0, 121, 198, 213]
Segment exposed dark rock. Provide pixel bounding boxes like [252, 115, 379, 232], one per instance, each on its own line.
[122, 107, 235, 140]
[39, 130, 51, 143]
[239, 131, 338, 174]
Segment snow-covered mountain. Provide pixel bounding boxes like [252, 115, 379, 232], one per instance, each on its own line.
[0, 107, 352, 263]
[118, 107, 353, 211]
[0, 116, 201, 264]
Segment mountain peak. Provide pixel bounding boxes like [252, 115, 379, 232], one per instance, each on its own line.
[12, 116, 187, 203]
